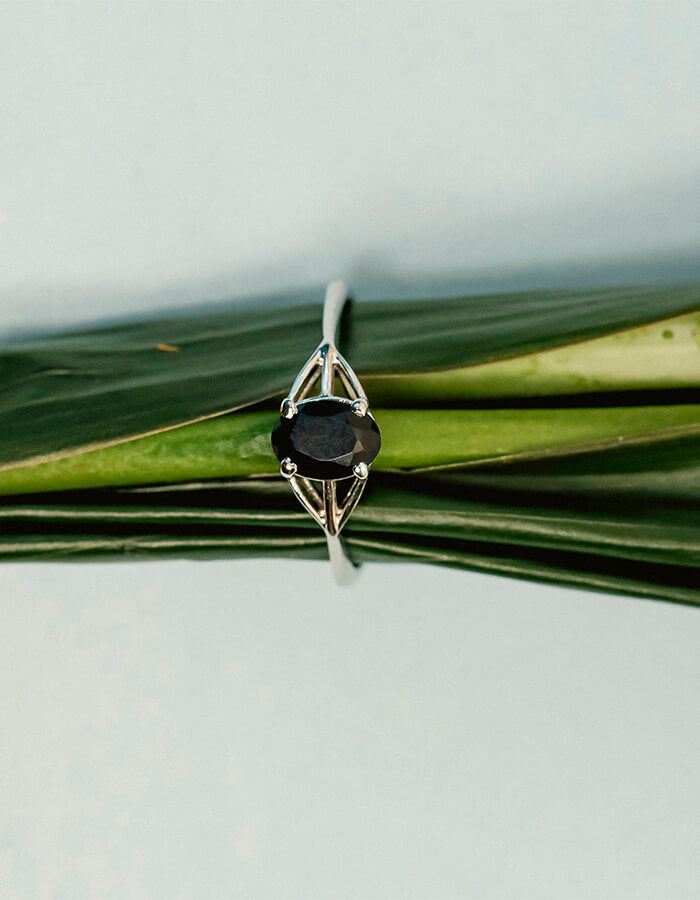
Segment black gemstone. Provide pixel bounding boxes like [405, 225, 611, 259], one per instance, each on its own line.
[271, 398, 381, 480]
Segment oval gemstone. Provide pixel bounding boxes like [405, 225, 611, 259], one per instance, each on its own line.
[271, 398, 381, 480]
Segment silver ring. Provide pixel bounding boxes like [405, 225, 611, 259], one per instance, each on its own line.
[271, 280, 381, 584]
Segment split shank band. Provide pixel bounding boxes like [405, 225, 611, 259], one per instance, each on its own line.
[270, 281, 381, 584]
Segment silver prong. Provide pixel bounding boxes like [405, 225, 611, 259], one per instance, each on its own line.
[337, 472, 368, 532]
[323, 480, 338, 535]
[335, 351, 366, 403]
[320, 344, 335, 396]
[289, 476, 326, 529]
[353, 462, 369, 480]
[280, 458, 297, 479]
[280, 398, 297, 419]
[351, 397, 368, 417]
[287, 349, 323, 404]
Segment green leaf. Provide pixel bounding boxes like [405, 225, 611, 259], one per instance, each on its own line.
[0, 466, 696, 606]
[0, 405, 698, 495]
[1, 279, 699, 606]
[2, 282, 699, 469]
[364, 311, 700, 403]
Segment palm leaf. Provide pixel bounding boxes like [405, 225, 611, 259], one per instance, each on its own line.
[1, 280, 699, 606]
[2, 282, 698, 468]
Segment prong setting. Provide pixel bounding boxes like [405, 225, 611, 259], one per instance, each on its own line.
[280, 457, 297, 479]
[280, 398, 297, 419]
[272, 398, 380, 481]
[353, 462, 369, 480]
[271, 280, 379, 582]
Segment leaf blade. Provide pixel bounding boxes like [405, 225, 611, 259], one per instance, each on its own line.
[0, 405, 699, 495]
[2, 281, 699, 468]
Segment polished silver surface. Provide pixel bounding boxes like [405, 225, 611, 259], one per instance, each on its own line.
[279, 457, 297, 479]
[325, 532, 360, 586]
[277, 280, 377, 584]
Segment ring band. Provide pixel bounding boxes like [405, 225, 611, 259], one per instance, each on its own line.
[271, 281, 381, 584]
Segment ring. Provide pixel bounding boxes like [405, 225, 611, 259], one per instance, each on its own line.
[271, 280, 381, 584]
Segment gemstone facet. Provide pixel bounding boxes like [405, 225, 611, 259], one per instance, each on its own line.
[271, 398, 381, 480]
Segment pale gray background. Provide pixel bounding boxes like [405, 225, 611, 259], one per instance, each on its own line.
[0, 3, 699, 898]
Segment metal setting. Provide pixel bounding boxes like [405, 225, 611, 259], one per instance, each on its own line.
[275, 280, 376, 584]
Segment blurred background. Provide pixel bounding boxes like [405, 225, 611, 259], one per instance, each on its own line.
[1, 3, 699, 897]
